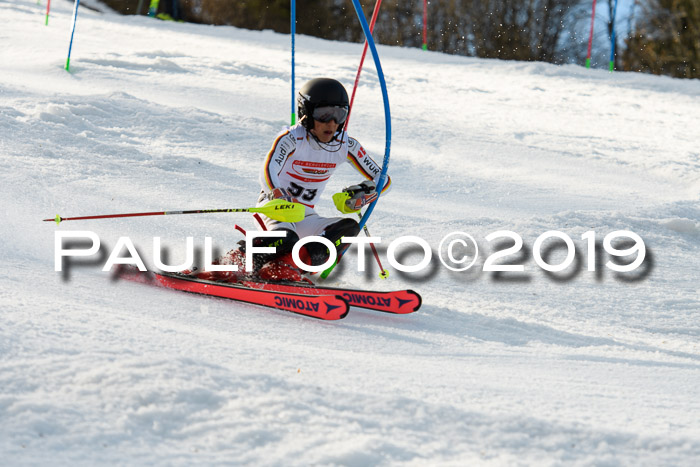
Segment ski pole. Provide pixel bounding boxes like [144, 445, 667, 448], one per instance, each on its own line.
[43, 199, 306, 225]
[360, 214, 388, 279]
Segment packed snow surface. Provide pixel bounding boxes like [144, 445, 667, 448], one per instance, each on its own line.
[1, 1, 699, 464]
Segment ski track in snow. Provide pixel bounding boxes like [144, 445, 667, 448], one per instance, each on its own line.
[1, 0, 699, 465]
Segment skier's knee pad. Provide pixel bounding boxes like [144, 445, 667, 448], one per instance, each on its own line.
[323, 218, 362, 245]
[261, 229, 300, 255]
[305, 219, 361, 266]
[242, 229, 299, 253]
[240, 229, 299, 269]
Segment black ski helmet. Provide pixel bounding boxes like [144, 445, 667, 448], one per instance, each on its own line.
[297, 78, 349, 131]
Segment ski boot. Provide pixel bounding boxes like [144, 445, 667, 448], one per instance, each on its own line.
[181, 247, 245, 282]
[257, 250, 313, 284]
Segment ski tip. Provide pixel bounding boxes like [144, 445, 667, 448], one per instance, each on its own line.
[407, 289, 422, 312]
[337, 296, 350, 319]
[321, 295, 349, 320]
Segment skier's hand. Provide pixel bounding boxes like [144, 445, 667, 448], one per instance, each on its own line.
[270, 187, 299, 203]
[333, 180, 378, 214]
[344, 180, 377, 197]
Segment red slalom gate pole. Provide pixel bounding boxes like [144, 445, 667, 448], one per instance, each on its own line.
[343, 0, 389, 279]
[344, 0, 382, 130]
[45, 0, 51, 25]
[586, 0, 597, 68]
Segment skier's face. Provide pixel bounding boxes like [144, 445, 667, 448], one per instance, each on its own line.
[311, 119, 339, 143]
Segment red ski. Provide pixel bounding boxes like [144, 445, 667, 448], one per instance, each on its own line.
[118, 268, 349, 320]
[238, 279, 421, 314]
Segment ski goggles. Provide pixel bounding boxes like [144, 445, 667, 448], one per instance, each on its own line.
[312, 105, 349, 124]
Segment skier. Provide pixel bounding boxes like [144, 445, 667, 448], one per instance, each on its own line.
[195, 77, 391, 282]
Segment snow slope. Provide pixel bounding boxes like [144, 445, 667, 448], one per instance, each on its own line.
[1, 0, 699, 464]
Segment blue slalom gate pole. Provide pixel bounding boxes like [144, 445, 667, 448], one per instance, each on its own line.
[65, 0, 81, 71]
[609, 0, 618, 71]
[291, 0, 296, 125]
[320, 0, 391, 279]
[349, 0, 391, 231]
